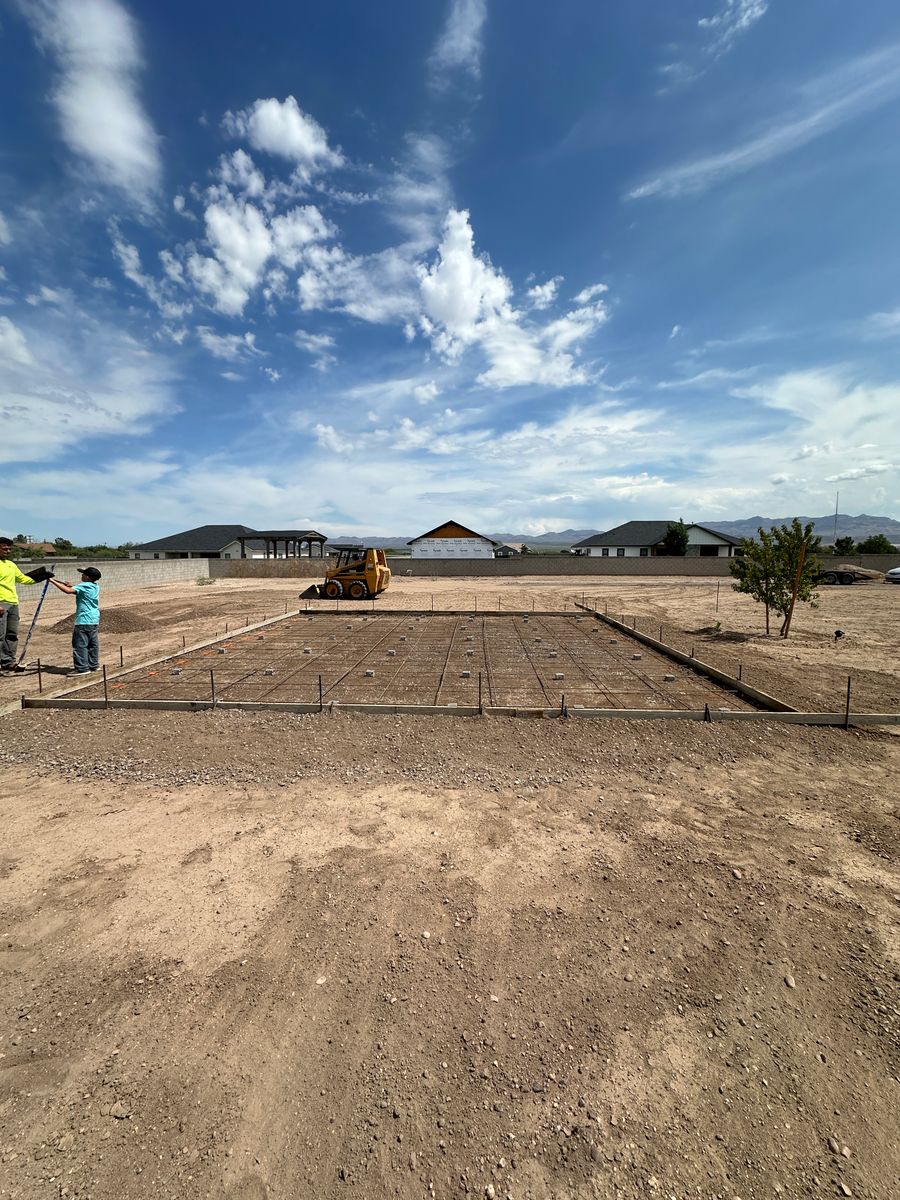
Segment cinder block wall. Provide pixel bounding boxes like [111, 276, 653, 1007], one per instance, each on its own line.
[385, 556, 737, 576]
[15, 557, 210, 595]
[209, 553, 900, 579]
[208, 558, 326, 579]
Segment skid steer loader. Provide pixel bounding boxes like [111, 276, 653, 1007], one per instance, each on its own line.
[314, 546, 391, 600]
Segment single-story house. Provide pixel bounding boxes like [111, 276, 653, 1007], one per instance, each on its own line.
[494, 543, 523, 558]
[572, 521, 742, 558]
[408, 520, 500, 559]
[130, 524, 328, 560]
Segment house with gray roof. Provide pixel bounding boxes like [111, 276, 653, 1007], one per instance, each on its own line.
[572, 521, 742, 558]
[130, 524, 327, 560]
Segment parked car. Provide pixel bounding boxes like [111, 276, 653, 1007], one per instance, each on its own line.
[886, 566, 900, 584]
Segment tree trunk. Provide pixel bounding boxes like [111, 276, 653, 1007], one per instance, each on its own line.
[780, 543, 807, 639]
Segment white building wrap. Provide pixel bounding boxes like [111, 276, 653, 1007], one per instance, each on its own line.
[410, 538, 495, 559]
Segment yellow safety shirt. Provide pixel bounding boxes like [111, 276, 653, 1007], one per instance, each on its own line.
[0, 561, 37, 605]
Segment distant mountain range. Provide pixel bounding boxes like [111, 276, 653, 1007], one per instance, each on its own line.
[330, 515, 900, 548]
[693, 514, 900, 544]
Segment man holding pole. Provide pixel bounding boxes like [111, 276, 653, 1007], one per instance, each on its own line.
[0, 536, 40, 674]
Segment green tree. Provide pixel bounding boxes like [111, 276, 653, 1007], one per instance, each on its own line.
[833, 536, 856, 556]
[659, 519, 689, 556]
[730, 519, 821, 638]
[53, 536, 75, 551]
[730, 527, 781, 635]
[855, 533, 896, 554]
[14, 533, 28, 544]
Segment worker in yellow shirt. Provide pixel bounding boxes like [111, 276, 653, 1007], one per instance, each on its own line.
[0, 536, 39, 673]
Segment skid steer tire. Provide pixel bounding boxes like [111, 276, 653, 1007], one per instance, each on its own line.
[348, 581, 368, 601]
[323, 580, 343, 600]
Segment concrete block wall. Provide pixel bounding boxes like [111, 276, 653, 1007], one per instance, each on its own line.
[14, 556, 210, 596]
[384, 555, 737, 577]
[209, 558, 326, 579]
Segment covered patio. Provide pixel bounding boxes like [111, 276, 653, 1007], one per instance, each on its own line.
[238, 530, 327, 559]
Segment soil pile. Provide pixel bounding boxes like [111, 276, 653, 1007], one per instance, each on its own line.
[49, 607, 158, 633]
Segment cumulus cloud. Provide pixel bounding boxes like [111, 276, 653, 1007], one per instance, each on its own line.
[428, 0, 487, 87]
[0, 211, 10, 245]
[414, 380, 440, 404]
[223, 96, 343, 177]
[21, 0, 161, 206]
[573, 283, 608, 304]
[417, 210, 608, 389]
[419, 208, 512, 357]
[527, 277, 562, 310]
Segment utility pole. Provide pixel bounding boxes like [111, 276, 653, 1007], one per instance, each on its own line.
[832, 491, 839, 546]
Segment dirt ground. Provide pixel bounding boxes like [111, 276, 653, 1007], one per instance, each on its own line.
[1, 575, 898, 1199]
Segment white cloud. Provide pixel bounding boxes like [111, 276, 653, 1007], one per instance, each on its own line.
[573, 282, 608, 304]
[863, 308, 900, 338]
[270, 206, 335, 267]
[186, 252, 249, 318]
[825, 463, 896, 482]
[0, 313, 176, 462]
[111, 230, 192, 319]
[298, 244, 421, 324]
[417, 210, 607, 389]
[196, 326, 262, 362]
[414, 380, 440, 404]
[314, 423, 355, 454]
[419, 208, 512, 357]
[698, 1, 768, 58]
[0, 317, 36, 366]
[25, 285, 70, 307]
[21, 0, 161, 206]
[383, 132, 452, 249]
[657, 367, 754, 389]
[632, 43, 900, 199]
[221, 371, 242, 382]
[669, 324, 681, 339]
[263, 367, 281, 383]
[428, 0, 487, 87]
[527, 277, 562, 310]
[0, 211, 10, 245]
[295, 330, 336, 370]
[223, 96, 343, 177]
[216, 149, 266, 199]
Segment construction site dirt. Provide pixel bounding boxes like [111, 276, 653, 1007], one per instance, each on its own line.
[0, 575, 898, 1199]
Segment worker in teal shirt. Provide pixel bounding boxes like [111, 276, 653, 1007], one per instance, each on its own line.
[50, 567, 102, 673]
[0, 535, 39, 673]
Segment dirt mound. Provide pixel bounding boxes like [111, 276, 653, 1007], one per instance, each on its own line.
[49, 607, 158, 634]
[691, 625, 749, 641]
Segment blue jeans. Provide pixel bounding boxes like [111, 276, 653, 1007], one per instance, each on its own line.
[72, 624, 100, 672]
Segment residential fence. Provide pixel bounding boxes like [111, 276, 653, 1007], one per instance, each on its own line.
[13, 551, 900, 596]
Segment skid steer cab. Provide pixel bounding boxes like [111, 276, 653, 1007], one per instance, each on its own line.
[318, 546, 391, 600]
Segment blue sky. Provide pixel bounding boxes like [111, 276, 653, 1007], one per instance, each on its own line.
[2, 0, 900, 543]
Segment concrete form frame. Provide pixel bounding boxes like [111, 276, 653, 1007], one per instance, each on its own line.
[17, 606, 900, 727]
